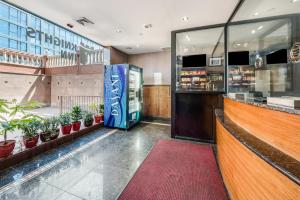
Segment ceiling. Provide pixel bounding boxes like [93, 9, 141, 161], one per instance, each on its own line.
[7, 0, 239, 54]
[233, 0, 300, 21]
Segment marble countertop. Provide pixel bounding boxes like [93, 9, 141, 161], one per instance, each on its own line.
[224, 96, 300, 115]
[215, 109, 300, 185]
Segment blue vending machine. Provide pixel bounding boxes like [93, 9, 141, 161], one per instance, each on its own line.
[104, 64, 143, 129]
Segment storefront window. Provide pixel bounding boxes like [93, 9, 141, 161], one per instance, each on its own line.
[227, 0, 300, 102]
[175, 27, 225, 92]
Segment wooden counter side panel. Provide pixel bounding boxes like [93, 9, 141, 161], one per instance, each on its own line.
[224, 98, 300, 161]
[216, 120, 300, 200]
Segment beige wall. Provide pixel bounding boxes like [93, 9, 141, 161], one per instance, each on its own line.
[128, 51, 171, 85]
[109, 47, 128, 64]
[51, 74, 103, 106]
[0, 73, 51, 105]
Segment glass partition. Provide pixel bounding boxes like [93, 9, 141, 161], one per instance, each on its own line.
[227, 0, 300, 104]
[176, 27, 225, 92]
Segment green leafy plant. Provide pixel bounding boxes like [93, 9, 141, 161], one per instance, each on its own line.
[59, 113, 71, 126]
[18, 117, 41, 138]
[0, 99, 42, 143]
[71, 106, 82, 122]
[40, 118, 51, 134]
[84, 112, 93, 123]
[89, 103, 104, 115]
[49, 116, 60, 132]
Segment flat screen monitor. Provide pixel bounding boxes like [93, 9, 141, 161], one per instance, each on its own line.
[228, 51, 249, 65]
[266, 49, 287, 64]
[182, 54, 206, 67]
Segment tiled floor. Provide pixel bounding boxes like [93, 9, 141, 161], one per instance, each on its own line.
[0, 123, 170, 200]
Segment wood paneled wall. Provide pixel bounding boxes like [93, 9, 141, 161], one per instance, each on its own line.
[143, 85, 171, 118]
[216, 120, 300, 200]
[224, 98, 300, 161]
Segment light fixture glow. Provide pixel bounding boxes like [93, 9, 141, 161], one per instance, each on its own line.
[251, 30, 256, 34]
[182, 16, 189, 22]
[236, 43, 241, 46]
[257, 25, 263, 30]
[253, 12, 259, 16]
[291, 0, 299, 3]
[185, 35, 190, 41]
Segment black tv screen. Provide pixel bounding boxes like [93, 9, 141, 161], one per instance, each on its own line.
[228, 51, 249, 65]
[182, 54, 206, 67]
[266, 49, 287, 64]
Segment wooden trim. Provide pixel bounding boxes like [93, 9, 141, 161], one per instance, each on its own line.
[224, 98, 300, 161]
[216, 120, 300, 200]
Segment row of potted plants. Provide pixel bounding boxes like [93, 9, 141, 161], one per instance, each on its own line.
[0, 99, 104, 158]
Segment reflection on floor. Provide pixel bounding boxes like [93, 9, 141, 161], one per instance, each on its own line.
[0, 123, 170, 200]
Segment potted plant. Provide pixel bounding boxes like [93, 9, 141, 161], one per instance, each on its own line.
[40, 117, 60, 142]
[90, 103, 104, 123]
[49, 116, 60, 140]
[83, 112, 94, 127]
[59, 113, 72, 135]
[71, 106, 82, 131]
[18, 117, 41, 149]
[0, 99, 42, 157]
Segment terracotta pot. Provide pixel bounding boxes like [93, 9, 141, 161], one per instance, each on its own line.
[23, 135, 39, 149]
[61, 124, 72, 135]
[84, 120, 93, 127]
[72, 121, 81, 132]
[0, 140, 15, 158]
[94, 115, 104, 123]
[50, 129, 60, 140]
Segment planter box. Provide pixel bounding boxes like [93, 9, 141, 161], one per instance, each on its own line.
[0, 122, 104, 171]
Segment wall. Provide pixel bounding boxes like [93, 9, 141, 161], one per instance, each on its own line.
[51, 74, 103, 107]
[128, 51, 171, 85]
[0, 73, 51, 105]
[109, 47, 128, 64]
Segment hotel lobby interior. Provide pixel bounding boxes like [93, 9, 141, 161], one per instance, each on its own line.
[0, 0, 300, 199]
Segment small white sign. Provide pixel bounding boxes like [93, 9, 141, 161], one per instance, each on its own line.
[154, 72, 162, 85]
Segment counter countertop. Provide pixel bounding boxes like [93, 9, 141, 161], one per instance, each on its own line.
[215, 109, 300, 185]
[224, 95, 300, 115]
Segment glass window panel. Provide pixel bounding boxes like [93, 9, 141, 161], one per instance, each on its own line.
[20, 42, 26, 51]
[0, 20, 8, 36]
[9, 39, 18, 49]
[9, 23, 18, 38]
[35, 46, 41, 54]
[0, 3, 9, 20]
[9, 7, 18, 23]
[0, 36, 8, 48]
[20, 12, 27, 26]
[20, 27, 26, 41]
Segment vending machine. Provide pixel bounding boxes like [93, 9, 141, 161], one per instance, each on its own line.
[104, 64, 143, 129]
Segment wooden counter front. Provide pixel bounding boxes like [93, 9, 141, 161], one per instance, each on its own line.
[216, 119, 300, 200]
[224, 98, 300, 161]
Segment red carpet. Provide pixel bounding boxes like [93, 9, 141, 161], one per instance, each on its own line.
[118, 139, 228, 200]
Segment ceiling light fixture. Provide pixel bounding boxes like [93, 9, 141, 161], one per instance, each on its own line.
[291, 0, 299, 3]
[251, 30, 256, 34]
[143, 24, 153, 29]
[185, 35, 191, 41]
[236, 43, 241, 46]
[257, 25, 263, 30]
[253, 12, 259, 16]
[182, 16, 189, 22]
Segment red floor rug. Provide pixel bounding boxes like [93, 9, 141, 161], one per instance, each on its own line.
[118, 139, 228, 200]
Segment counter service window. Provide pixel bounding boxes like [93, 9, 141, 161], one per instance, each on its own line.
[176, 27, 225, 92]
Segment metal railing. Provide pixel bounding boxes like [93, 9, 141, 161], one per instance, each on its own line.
[59, 96, 103, 114]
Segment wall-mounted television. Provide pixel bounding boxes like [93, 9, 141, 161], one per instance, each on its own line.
[182, 54, 206, 67]
[228, 51, 249, 65]
[266, 49, 287, 64]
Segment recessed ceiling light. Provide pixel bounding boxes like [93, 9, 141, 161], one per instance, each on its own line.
[251, 30, 256, 34]
[291, 0, 299, 3]
[182, 16, 189, 22]
[253, 12, 259, 16]
[236, 43, 241, 46]
[143, 24, 152, 29]
[116, 29, 122, 33]
[257, 25, 263, 30]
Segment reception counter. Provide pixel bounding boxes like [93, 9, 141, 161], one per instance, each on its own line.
[216, 97, 300, 200]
